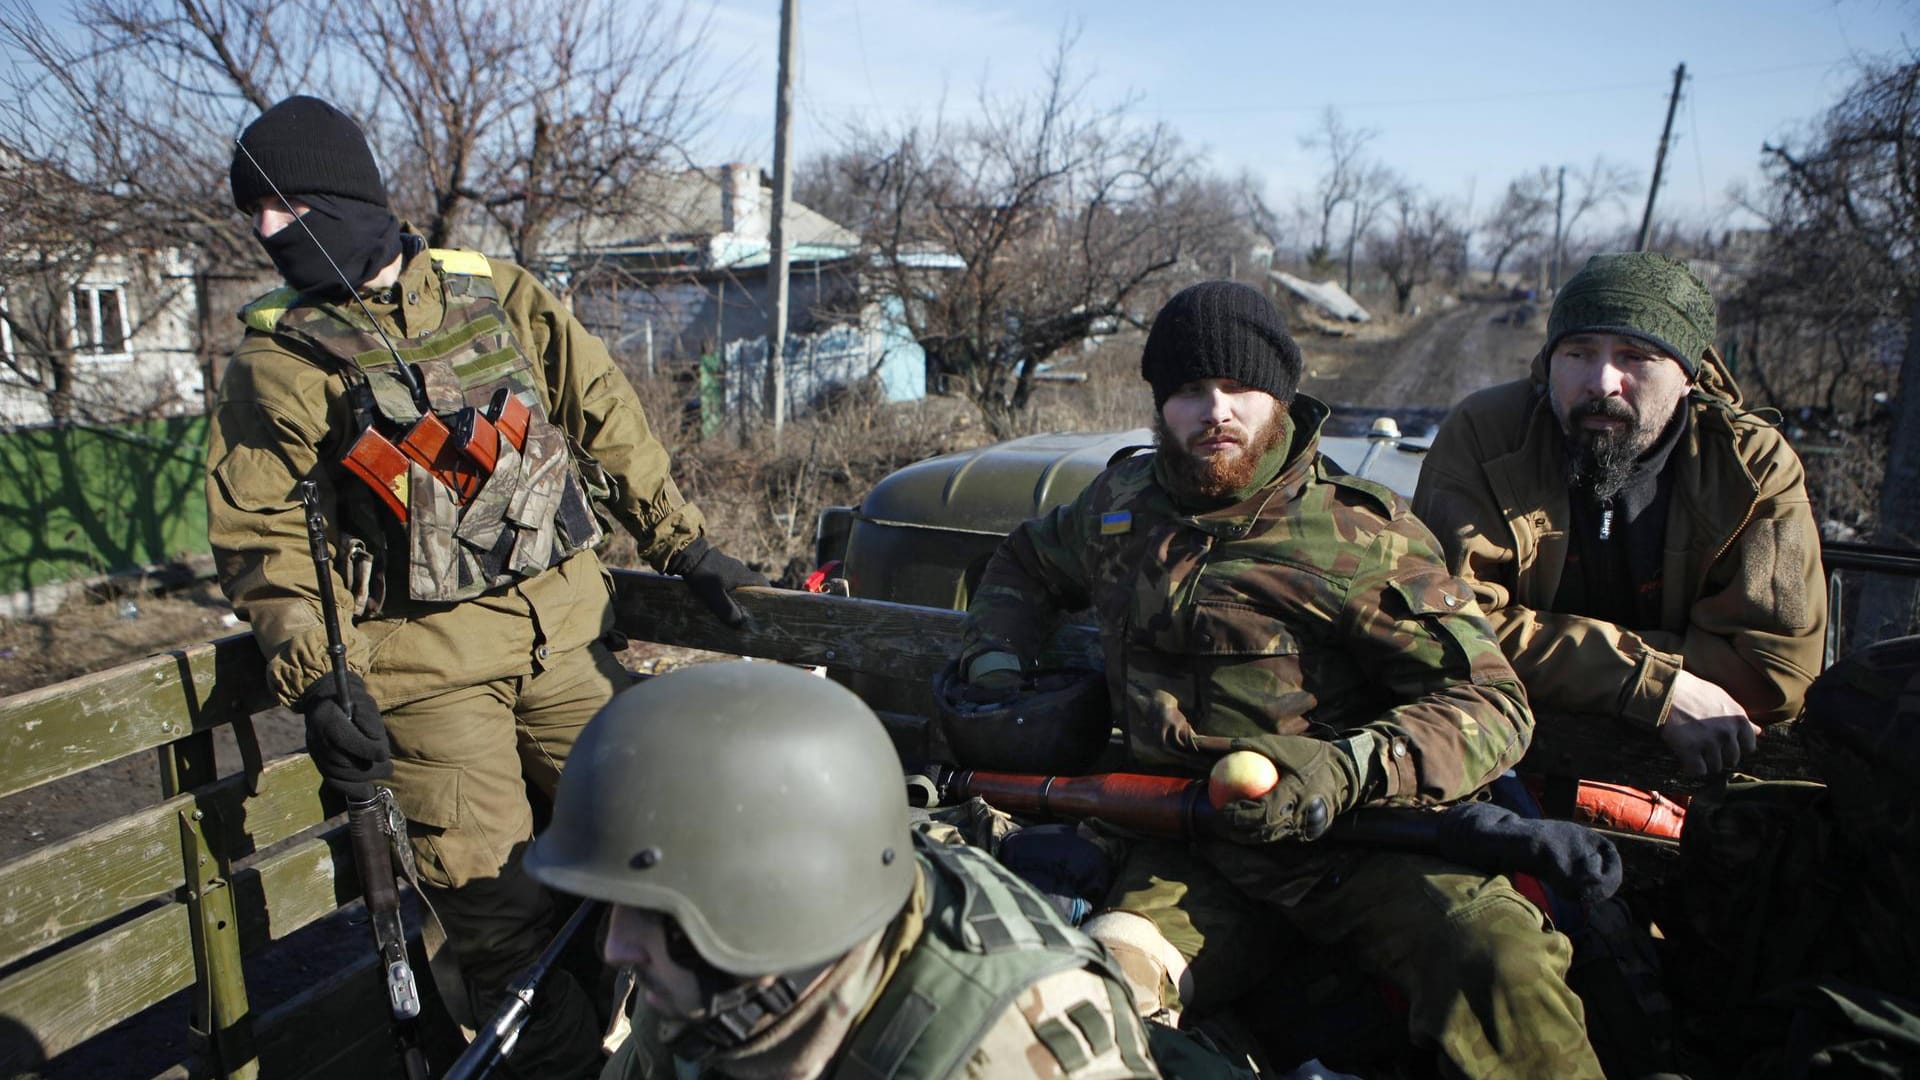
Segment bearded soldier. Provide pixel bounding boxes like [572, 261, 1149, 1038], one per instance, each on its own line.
[1413, 252, 1826, 775]
[954, 282, 1603, 1078]
[207, 96, 765, 1076]
[525, 662, 1164, 1080]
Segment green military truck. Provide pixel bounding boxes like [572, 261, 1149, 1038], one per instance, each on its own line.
[0, 414, 1913, 1078]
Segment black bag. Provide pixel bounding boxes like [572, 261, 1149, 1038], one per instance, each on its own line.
[1667, 635, 1920, 1075]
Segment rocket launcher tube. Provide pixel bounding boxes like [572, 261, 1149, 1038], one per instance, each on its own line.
[947, 770, 1213, 838]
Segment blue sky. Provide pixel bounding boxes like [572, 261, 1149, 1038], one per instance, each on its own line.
[700, 0, 1916, 235]
[20, 0, 1914, 236]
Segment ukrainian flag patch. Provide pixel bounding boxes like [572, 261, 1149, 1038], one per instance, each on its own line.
[1100, 511, 1132, 535]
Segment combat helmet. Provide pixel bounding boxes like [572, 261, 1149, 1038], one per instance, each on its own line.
[525, 661, 914, 976]
[932, 661, 1112, 774]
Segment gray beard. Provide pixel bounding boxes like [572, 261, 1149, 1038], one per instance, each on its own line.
[1565, 428, 1639, 503]
[1561, 397, 1653, 503]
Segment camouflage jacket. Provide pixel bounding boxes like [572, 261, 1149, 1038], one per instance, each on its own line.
[1412, 347, 1825, 728]
[962, 396, 1531, 807]
[207, 234, 703, 707]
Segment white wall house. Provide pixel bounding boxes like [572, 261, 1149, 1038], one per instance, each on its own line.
[0, 247, 205, 429]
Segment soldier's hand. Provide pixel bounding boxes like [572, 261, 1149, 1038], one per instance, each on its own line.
[295, 671, 391, 802]
[1662, 670, 1760, 775]
[958, 651, 1024, 703]
[1215, 733, 1360, 844]
[669, 538, 769, 628]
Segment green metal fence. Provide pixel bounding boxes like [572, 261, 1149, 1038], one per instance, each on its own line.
[0, 416, 210, 596]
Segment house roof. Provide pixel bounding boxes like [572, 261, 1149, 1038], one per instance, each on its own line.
[468, 165, 859, 270]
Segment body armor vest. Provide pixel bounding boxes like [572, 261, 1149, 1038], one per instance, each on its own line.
[241, 249, 604, 606]
[836, 836, 1145, 1080]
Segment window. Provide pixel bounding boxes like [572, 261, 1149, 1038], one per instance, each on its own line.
[70, 284, 129, 358]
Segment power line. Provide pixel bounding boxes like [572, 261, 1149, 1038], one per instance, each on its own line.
[801, 55, 1869, 119]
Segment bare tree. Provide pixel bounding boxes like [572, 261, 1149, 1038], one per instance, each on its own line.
[1299, 107, 1377, 274]
[1730, 56, 1919, 640]
[325, 0, 716, 269]
[1554, 155, 1639, 277]
[1482, 168, 1554, 286]
[1367, 184, 1465, 315]
[1337, 161, 1397, 295]
[808, 36, 1245, 433]
[1237, 171, 1288, 263]
[0, 0, 253, 423]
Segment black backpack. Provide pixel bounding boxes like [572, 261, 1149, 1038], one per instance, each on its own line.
[1667, 635, 1920, 1076]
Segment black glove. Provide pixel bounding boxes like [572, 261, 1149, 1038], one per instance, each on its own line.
[1435, 801, 1623, 905]
[295, 671, 391, 802]
[1216, 733, 1361, 843]
[668, 538, 769, 628]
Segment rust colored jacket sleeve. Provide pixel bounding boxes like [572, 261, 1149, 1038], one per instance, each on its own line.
[1414, 396, 1824, 729]
[1628, 428, 1825, 725]
[492, 261, 704, 571]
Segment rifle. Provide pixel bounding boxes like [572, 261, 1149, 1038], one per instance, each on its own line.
[300, 480, 431, 1080]
[441, 899, 605, 1080]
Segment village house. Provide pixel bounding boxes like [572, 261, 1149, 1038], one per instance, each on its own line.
[542, 164, 932, 431]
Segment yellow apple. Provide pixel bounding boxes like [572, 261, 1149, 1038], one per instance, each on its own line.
[1208, 750, 1280, 809]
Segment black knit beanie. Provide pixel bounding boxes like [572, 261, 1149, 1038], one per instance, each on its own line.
[230, 96, 388, 211]
[1141, 282, 1302, 409]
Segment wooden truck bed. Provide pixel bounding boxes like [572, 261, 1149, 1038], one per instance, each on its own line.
[0, 571, 1843, 1078]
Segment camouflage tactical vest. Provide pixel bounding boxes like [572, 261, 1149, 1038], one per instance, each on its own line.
[836, 836, 1148, 1080]
[241, 249, 603, 604]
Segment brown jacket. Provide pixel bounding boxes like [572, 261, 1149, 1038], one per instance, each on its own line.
[207, 240, 702, 707]
[1411, 348, 1825, 728]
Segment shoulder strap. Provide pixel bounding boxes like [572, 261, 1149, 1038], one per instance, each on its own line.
[839, 838, 1121, 1080]
[919, 840, 1085, 956]
[428, 247, 492, 278]
[1318, 456, 1398, 515]
[238, 286, 304, 334]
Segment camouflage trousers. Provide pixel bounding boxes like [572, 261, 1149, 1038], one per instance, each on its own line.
[384, 638, 632, 1080]
[1102, 837, 1604, 1080]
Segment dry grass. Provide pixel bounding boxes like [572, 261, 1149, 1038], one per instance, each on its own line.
[596, 338, 1165, 583]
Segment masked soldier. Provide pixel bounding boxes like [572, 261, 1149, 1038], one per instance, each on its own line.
[208, 95, 766, 1077]
[955, 282, 1603, 1078]
[525, 662, 1163, 1080]
[1413, 253, 1826, 775]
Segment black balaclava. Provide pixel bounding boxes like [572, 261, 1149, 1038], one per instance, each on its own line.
[258, 193, 402, 298]
[231, 95, 402, 297]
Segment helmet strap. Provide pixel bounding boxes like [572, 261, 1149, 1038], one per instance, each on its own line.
[668, 958, 836, 1061]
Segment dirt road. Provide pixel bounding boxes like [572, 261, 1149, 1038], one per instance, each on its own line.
[1299, 295, 1543, 436]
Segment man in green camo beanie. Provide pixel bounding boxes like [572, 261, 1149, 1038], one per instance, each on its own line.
[1545, 251, 1718, 378]
[1416, 251, 1826, 787]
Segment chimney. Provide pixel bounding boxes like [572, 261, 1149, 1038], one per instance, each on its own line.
[719, 163, 767, 239]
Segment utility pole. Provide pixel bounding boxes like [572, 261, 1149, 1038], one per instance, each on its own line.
[1636, 62, 1686, 251]
[765, 0, 798, 445]
[1550, 165, 1566, 292]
